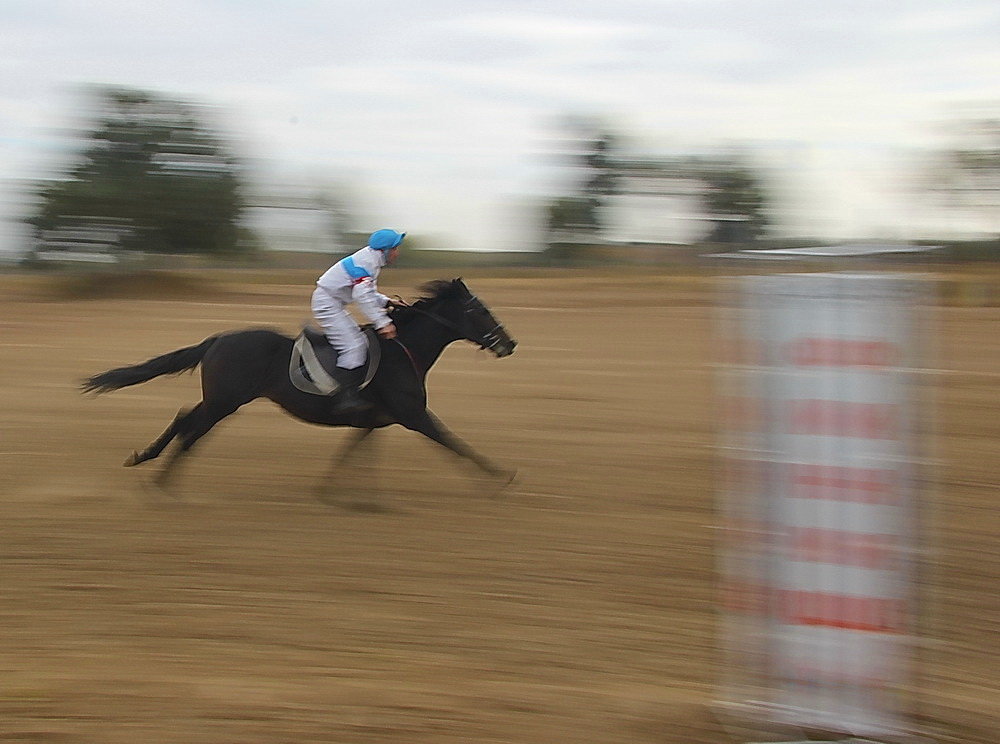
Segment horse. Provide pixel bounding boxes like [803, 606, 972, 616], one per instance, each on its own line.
[81, 278, 518, 492]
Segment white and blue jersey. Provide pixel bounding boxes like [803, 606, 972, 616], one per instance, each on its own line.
[312, 245, 393, 369]
[314, 246, 392, 330]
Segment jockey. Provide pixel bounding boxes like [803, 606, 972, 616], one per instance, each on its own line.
[312, 228, 405, 412]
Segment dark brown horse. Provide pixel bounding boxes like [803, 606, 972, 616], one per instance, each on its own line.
[82, 278, 517, 490]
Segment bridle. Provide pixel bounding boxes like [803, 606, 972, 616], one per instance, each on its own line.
[394, 295, 505, 352]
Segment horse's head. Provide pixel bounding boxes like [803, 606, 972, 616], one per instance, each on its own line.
[402, 278, 517, 357]
[453, 278, 517, 358]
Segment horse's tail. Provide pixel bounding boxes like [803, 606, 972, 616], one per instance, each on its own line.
[81, 335, 219, 394]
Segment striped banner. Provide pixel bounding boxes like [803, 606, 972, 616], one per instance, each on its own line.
[717, 273, 929, 740]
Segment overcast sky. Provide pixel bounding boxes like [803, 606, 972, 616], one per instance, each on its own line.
[2, 0, 999, 253]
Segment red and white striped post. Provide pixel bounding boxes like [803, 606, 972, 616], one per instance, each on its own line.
[717, 272, 930, 742]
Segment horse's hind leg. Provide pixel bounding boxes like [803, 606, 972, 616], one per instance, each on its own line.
[154, 401, 238, 488]
[124, 407, 190, 467]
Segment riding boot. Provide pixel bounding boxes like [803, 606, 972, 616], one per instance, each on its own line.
[330, 366, 369, 414]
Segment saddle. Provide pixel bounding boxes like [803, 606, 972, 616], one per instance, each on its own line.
[289, 325, 381, 396]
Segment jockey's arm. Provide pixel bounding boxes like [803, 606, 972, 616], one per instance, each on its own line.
[351, 277, 393, 330]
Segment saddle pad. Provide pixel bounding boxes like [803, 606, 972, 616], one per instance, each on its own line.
[289, 326, 380, 396]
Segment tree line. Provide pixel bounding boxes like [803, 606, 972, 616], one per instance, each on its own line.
[22, 87, 1000, 263]
[27, 87, 246, 262]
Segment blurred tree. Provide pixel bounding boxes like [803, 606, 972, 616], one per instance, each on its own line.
[687, 155, 770, 243]
[544, 121, 620, 240]
[580, 129, 621, 204]
[545, 195, 601, 234]
[544, 119, 770, 251]
[29, 86, 248, 258]
[930, 115, 1000, 235]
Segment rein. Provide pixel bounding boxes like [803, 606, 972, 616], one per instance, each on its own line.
[392, 337, 423, 377]
[395, 299, 504, 352]
[388, 294, 507, 378]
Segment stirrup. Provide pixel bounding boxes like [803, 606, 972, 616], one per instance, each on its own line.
[330, 369, 370, 413]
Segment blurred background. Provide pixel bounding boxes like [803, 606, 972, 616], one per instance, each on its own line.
[1, 2, 998, 743]
[1, 1, 997, 265]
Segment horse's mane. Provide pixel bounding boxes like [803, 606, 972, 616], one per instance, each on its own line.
[389, 278, 464, 324]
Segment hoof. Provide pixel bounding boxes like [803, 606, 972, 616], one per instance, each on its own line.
[497, 468, 517, 486]
[123, 451, 141, 467]
[488, 468, 517, 497]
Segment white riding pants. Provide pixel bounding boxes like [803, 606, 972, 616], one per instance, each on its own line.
[311, 287, 366, 369]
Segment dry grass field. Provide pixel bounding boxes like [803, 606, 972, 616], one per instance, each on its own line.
[0, 268, 997, 743]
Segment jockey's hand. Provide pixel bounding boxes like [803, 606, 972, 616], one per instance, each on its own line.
[377, 323, 397, 340]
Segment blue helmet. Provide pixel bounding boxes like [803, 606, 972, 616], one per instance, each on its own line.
[369, 228, 405, 251]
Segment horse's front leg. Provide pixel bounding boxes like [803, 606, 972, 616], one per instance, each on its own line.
[315, 427, 384, 509]
[315, 427, 372, 489]
[331, 427, 375, 470]
[401, 409, 516, 488]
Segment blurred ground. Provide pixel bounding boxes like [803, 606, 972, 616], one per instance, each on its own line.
[0, 269, 997, 743]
